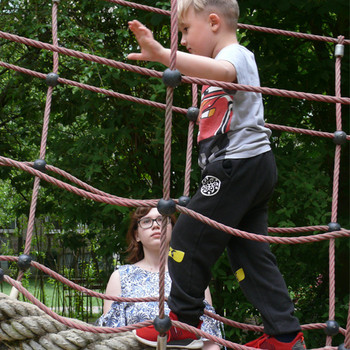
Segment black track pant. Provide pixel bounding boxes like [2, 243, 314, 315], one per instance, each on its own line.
[168, 151, 301, 335]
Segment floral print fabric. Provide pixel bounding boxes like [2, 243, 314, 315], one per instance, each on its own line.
[96, 264, 222, 339]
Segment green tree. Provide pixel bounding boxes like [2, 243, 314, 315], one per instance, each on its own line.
[0, 0, 348, 347]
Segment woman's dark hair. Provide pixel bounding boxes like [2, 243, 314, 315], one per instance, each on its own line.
[125, 207, 176, 264]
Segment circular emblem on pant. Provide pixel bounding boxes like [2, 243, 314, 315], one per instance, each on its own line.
[201, 175, 221, 196]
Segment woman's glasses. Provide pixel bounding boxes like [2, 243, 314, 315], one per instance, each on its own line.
[138, 216, 163, 229]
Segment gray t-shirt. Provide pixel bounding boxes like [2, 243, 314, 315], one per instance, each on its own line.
[198, 43, 271, 168]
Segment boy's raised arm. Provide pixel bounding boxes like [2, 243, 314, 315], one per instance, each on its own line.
[127, 20, 236, 83]
[127, 20, 167, 63]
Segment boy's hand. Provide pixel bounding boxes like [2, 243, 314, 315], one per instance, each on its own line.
[127, 20, 166, 63]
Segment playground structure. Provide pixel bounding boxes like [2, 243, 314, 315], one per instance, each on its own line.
[0, 0, 349, 349]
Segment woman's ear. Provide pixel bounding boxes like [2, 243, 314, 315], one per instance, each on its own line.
[209, 13, 221, 32]
[135, 230, 141, 242]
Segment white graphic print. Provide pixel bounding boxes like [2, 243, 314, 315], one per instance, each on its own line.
[201, 176, 221, 196]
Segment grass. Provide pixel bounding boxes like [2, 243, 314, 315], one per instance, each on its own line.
[0, 277, 104, 323]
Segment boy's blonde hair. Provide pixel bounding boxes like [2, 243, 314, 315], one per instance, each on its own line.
[178, 0, 239, 30]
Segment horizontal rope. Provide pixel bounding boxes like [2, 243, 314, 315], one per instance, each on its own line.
[0, 156, 157, 208]
[102, 0, 350, 45]
[1, 156, 349, 244]
[0, 60, 187, 114]
[0, 32, 349, 105]
[2, 60, 349, 142]
[177, 205, 350, 244]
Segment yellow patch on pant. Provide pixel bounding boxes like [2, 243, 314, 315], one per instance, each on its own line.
[235, 268, 245, 282]
[169, 247, 185, 263]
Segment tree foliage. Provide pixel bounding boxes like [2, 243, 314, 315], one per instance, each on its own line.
[0, 0, 349, 346]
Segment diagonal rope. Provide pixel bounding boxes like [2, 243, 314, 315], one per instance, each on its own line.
[0, 0, 349, 347]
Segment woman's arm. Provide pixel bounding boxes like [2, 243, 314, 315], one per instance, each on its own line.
[103, 269, 121, 314]
[204, 286, 213, 305]
[203, 287, 221, 350]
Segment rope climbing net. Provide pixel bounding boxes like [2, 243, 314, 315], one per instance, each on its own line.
[0, 0, 349, 349]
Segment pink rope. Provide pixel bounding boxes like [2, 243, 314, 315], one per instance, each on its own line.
[0, 0, 349, 347]
[157, 0, 179, 322]
[2, 60, 349, 143]
[0, 156, 157, 207]
[0, 32, 349, 105]
[325, 35, 345, 347]
[345, 300, 350, 347]
[183, 84, 198, 196]
[1, 156, 349, 245]
[3, 274, 153, 333]
[102, 0, 350, 45]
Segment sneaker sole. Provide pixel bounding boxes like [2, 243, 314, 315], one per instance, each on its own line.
[293, 340, 307, 350]
[133, 330, 204, 349]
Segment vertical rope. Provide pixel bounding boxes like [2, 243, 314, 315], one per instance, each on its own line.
[16, 0, 60, 281]
[326, 35, 344, 347]
[345, 300, 350, 347]
[158, 0, 178, 321]
[52, 0, 59, 74]
[24, 1, 59, 255]
[183, 84, 198, 197]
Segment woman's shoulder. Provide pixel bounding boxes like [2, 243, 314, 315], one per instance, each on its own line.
[117, 264, 155, 280]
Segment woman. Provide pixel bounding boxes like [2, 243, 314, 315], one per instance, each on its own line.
[97, 206, 223, 349]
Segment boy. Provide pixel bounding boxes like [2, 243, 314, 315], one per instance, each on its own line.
[128, 0, 306, 349]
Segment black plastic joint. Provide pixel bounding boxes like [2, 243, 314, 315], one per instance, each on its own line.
[33, 159, 47, 173]
[333, 131, 347, 145]
[324, 320, 340, 336]
[157, 199, 176, 216]
[327, 222, 341, 232]
[46, 72, 59, 87]
[186, 107, 199, 122]
[17, 255, 33, 271]
[153, 315, 172, 333]
[178, 196, 191, 207]
[162, 69, 182, 88]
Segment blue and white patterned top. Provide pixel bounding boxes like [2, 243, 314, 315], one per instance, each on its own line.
[96, 264, 222, 339]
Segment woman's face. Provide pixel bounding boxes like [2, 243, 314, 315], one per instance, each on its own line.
[136, 208, 172, 249]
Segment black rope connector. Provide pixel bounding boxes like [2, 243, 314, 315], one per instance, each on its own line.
[33, 159, 47, 173]
[0, 268, 4, 283]
[186, 107, 199, 122]
[17, 254, 33, 271]
[46, 72, 59, 87]
[178, 196, 191, 207]
[154, 315, 172, 333]
[157, 199, 176, 216]
[338, 344, 349, 350]
[328, 222, 341, 232]
[324, 320, 340, 336]
[162, 68, 182, 88]
[333, 131, 347, 145]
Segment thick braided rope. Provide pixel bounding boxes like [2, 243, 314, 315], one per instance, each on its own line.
[0, 275, 347, 350]
[3, 276, 155, 334]
[0, 293, 153, 350]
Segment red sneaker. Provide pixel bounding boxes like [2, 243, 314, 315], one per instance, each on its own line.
[245, 332, 306, 350]
[133, 312, 203, 349]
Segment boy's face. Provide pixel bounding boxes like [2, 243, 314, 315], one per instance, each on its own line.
[179, 7, 216, 58]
